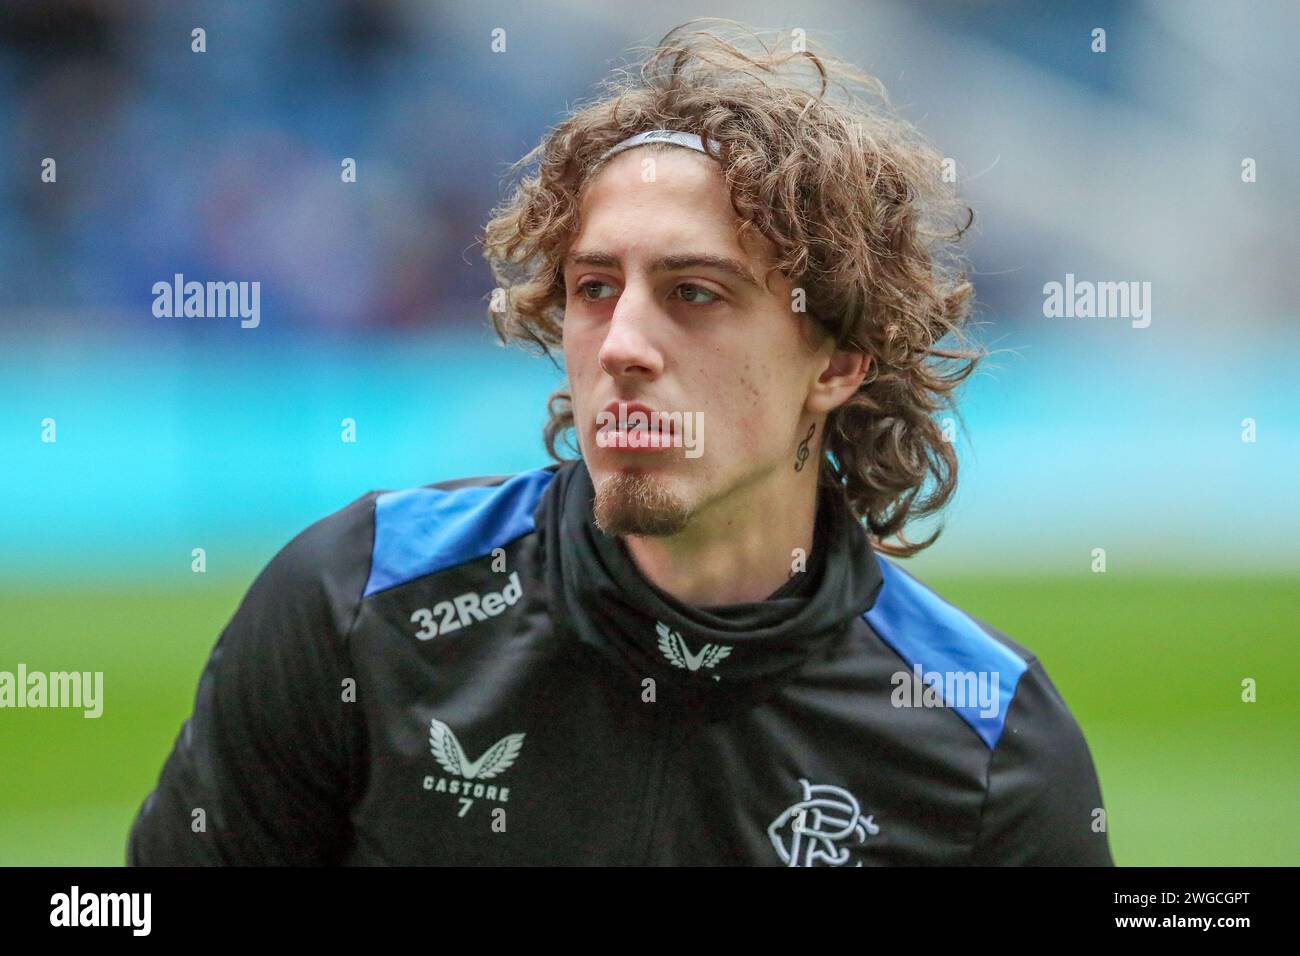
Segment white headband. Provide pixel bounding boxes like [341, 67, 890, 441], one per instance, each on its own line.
[599, 129, 722, 163]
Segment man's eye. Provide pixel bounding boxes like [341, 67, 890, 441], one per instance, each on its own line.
[577, 280, 616, 301]
[675, 283, 720, 305]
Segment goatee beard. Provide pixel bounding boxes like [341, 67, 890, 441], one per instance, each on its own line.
[592, 470, 692, 537]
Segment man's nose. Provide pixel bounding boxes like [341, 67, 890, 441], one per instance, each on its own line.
[597, 283, 663, 379]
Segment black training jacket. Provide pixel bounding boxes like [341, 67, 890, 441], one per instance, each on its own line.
[127, 458, 1114, 866]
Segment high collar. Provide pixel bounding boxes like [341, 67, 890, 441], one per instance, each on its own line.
[536, 459, 884, 714]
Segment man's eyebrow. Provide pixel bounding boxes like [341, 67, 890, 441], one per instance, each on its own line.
[564, 250, 762, 289]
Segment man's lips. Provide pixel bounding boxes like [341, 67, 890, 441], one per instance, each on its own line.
[595, 400, 678, 451]
[598, 429, 675, 450]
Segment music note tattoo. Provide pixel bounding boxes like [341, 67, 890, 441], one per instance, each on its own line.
[794, 423, 815, 471]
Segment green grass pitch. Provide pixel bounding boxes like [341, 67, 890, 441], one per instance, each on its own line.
[0, 575, 1295, 865]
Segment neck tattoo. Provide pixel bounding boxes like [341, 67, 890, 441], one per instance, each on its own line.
[794, 424, 815, 472]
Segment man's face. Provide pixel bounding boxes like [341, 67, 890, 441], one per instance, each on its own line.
[561, 146, 823, 537]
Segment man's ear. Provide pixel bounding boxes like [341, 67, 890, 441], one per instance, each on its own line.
[806, 348, 871, 415]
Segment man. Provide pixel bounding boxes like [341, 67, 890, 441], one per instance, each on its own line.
[128, 22, 1113, 866]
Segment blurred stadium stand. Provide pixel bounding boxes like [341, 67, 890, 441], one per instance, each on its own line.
[1, 0, 1296, 578]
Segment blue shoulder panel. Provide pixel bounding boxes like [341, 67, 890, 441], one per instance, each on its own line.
[364, 468, 556, 598]
[864, 555, 1028, 749]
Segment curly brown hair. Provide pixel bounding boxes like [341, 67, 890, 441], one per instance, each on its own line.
[481, 18, 982, 557]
